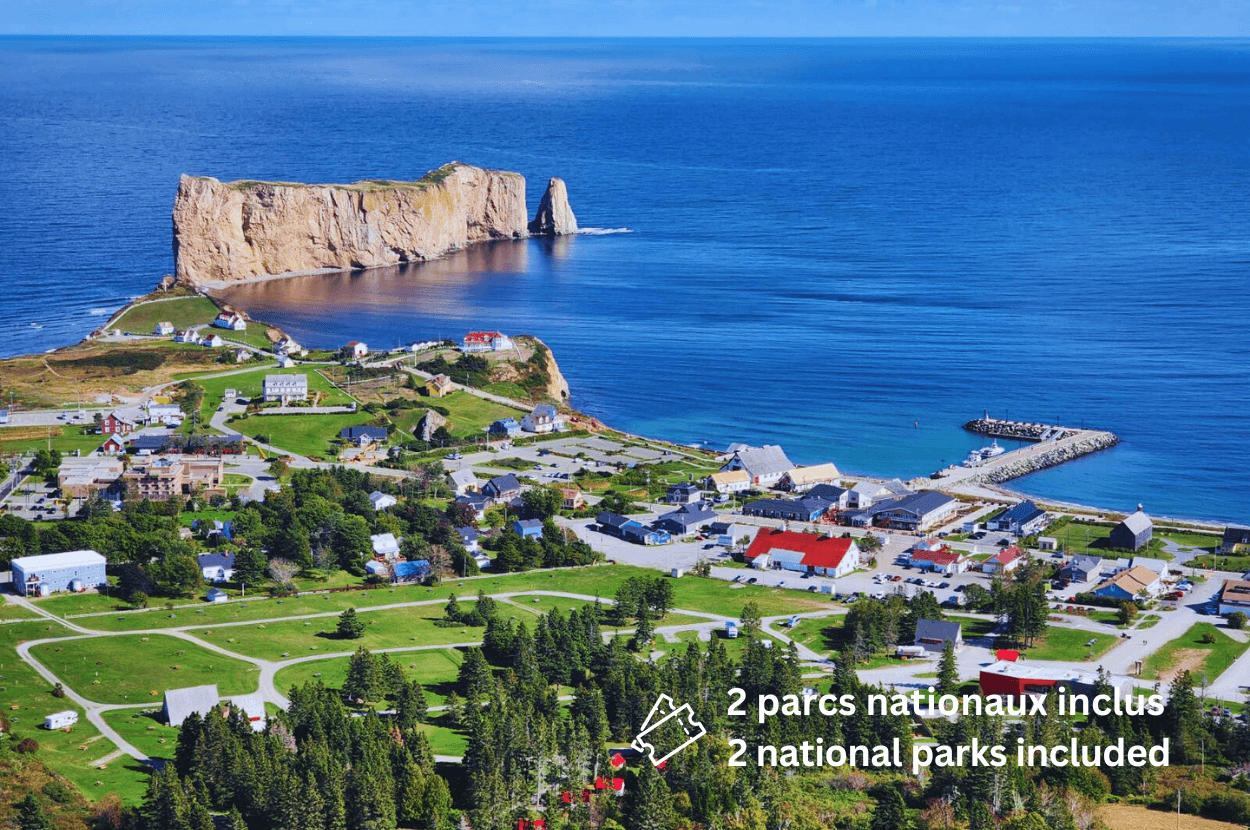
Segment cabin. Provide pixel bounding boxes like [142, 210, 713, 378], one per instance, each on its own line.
[339, 425, 388, 447]
[342, 341, 369, 359]
[100, 411, 136, 435]
[426, 374, 455, 398]
[369, 491, 397, 510]
[153, 321, 175, 336]
[914, 619, 963, 653]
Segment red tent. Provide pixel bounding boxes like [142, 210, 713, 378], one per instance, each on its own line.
[996, 649, 1020, 662]
[610, 752, 626, 769]
[594, 777, 608, 791]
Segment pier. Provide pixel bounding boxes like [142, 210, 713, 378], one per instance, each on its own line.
[935, 418, 1119, 485]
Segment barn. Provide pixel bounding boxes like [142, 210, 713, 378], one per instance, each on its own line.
[1109, 506, 1153, 551]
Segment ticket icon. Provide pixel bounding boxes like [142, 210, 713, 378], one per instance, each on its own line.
[631, 694, 707, 766]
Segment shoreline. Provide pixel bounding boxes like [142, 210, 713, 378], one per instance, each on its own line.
[4, 290, 1239, 532]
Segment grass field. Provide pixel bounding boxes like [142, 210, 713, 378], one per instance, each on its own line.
[1140, 622, 1250, 682]
[193, 366, 355, 418]
[32, 590, 130, 617]
[0, 424, 111, 455]
[1189, 554, 1250, 572]
[0, 596, 38, 620]
[1044, 521, 1167, 557]
[29, 634, 259, 704]
[231, 412, 374, 458]
[1100, 804, 1245, 830]
[433, 391, 526, 439]
[415, 712, 468, 756]
[100, 709, 181, 764]
[0, 622, 150, 803]
[274, 648, 467, 706]
[112, 296, 220, 334]
[1021, 626, 1119, 662]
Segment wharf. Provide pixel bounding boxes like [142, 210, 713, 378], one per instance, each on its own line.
[936, 419, 1119, 485]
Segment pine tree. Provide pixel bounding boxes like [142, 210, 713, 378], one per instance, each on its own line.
[395, 678, 429, 728]
[626, 764, 678, 830]
[937, 639, 959, 694]
[337, 607, 366, 639]
[871, 784, 912, 830]
[16, 795, 53, 830]
[343, 646, 380, 702]
[629, 597, 655, 652]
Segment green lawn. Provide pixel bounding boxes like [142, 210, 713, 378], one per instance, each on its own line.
[1156, 530, 1222, 551]
[1043, 521, 1166, 557]
[648, 629, 783, 661]
[29, 634, 259, 704]
[0, 622, 150, 803]
[434, 391, 526, 439]
[218, 326, 281, 351]
[112, 296, 221, 334]
[100, 709, 181, 764]
[0, 596, 38, 620]
[231, 412, 374, 458]
[1189, 554, 1250, 572]
[193, 366, 355, 424]
[187, 601, 538, 662]
[1021, 627, 1119, 662]
[0, 424, 108, 455]
[415, 712, 469, 756]
[31, 590, 131, 617]
[274, 648, 466, 706]
[1140, 622, 1250, 682]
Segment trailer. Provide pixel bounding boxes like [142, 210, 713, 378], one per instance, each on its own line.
[725, 621, 738, 639]
[44, 710, 78, 730]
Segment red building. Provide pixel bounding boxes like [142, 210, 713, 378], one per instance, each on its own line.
[100, 412, 136, 435]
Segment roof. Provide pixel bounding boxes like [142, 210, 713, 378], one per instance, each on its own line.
[340, 425, 388, 441]
[487, 474, 522, 493]
[596, 511, 635, 530]
[1001, 500, 1045, 524]
[727, 445, 794, 478]
[371, 532, 400, 554]
[1130, 556, 1167, 574]
[915, 619, 962, 644]
[529, 403, 559, 418]
[515, 519, 544, 530]
[222, 692, 266, 729]
[11, 550, 106, 571]
[1221, 580, 1250, 604]
[449, 470, 477, 487]
[1223, 525, 1250, 547]
[806, 484, 848, 501]
[164, 684, 220, 727]
[988, 545, 1023, 566]
[1096, 564, 1159, 595]
[465, 331, 505, 342]
[708, 470, 750, 485]
[1117, 509, 1153, 535]
[981, 660, 1102, 685]
[1069, 554, 1103, 573]
[912, 547, 962, 566]
[885, 490, 957, 518]
[996, 649, 1020, 661]
[264, 373, 307, 385]
[369, 491, 396, 506]
[457, 526, 479, 541]
[785, 463, 841, 485]
[196, 552, 236, 569]
[393, 560, 429, 579]
[744, 529, 855, 570]
[882, 479, 914, 497]
[668, 481, 700, 494]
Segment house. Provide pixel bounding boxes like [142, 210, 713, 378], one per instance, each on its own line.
[457, 526, 480, 553]
[273, 337, 303, 356]
[365, 560, 391, 577]
[489, 417, 521, 437]
[513, 519, 544, 539]
[1037, 537, 1058, 552]
[982, 545, 1024, 575]
[232, 348, 250, 363]
[664, 482, 702, 504]
[197, 552, 236, 583]
[742, 497, 834, 523]
[743, 528, 861, 578]
[846, 482, 887, 510]
[369, 491, 397, 511]
[100, 411, 136, 435]
[455, 492, 493, 522]
[1130, 556, 1169, 582]
[12, 550, 108, 597]
[44, 711, 78, 730]
[596, 512, 636, 538]
[1109, 506, 1153, 551]
[705, 470, 751, 494]
[1092, 564, 1162, 601]
[99, 435, 127, 454]
[371, 532, 401, 560]
[874, 491, 958, 532]
[780, 463, 842, 493]
[1063, 555, 1104, 583]
[462, 331, 514, 352]
[343, 341, 369, 359]
[805, 483, 850, 509]
[154, 321, 175, 336]
[263, 374, 308, 403]
[720, 445, 794, 488]
[914, 619, 963, 653]
[174, 329, 202, 344]
[991, 500, 1048, 536]
[202, 334, 224, 348]
[206, 587, 229, 603]
[276, 355, 296, 369]
[426, 374, 455, 398]
[163, 684, 221, 727]
[146, 403, 184, 425]
[214, 312, 247, 331]
[910, 547, 968, 575]
[339, 425, 388, 447]
[1217, 580, 1250, 616]
[1222, 525, 1250, 555]
[448, 469, 478, 495]
[708, 521, 742, 544]
[562, 488, 585, 510]
[521, 403, 564, 434]
[596, 511, 670, 545]
[653, 502, 719, 536]
[483, 474, 523, 501]
[57, 457, 124, 498]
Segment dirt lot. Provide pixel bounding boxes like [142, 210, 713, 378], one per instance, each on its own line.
[1159, 648, 1206, 684]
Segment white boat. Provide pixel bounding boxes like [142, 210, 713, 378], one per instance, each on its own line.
[963, 450, 984, 467]
[981, 440, 1005, 458]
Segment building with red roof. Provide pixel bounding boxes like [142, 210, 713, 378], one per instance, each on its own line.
[982, 544, 1025, 575]
[462, 331, 515, 352]
[909, 546, 968, 575]
[744, 529, 861, 578]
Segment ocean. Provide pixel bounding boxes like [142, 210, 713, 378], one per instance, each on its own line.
[2, 37, 1248, 522]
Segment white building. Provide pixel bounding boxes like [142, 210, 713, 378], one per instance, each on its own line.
[720, 445, 794, 488]
[344, 341, 369, 359]
[706, 470, 751, 494]
[371, 532, 401, 560]
[521, 403, 565, 434]
[214, 312, 247, 331]
[263, 374, 308, 403]
[206, 587, 229, 603]
[154, 321, 175, 336]
[44, 711, 79, 729]
[449, 469, 478, 495]
[203, 334, 225, 348]
[462, 331, 514, 352]
[146, 403, 183, 425]
[12, 550, 107, 597]
[369, 491, 397, 510]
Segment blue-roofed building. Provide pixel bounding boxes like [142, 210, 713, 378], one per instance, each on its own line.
[624, 524, 670, 545]
[488, 418, 522, 437]
[484, 474, 523, 500]
[513, 519, 544, 539]
[991, 500, 1048, 536]
[392, 560, 431, 583]
[339, 425, 389, 447]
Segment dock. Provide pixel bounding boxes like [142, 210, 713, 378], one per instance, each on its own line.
[935, 418, 1119, 485]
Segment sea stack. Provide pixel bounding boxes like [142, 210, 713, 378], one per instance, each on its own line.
[528, 177, 578, 236]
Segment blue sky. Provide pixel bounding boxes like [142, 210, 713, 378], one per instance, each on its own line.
[3, 0, 1247, 37]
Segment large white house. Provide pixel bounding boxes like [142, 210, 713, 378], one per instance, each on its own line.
[521, 403, 564, 434]
[214, 312, 247, 331]
[720, 445, 794, 488]
[263, 374, 308, 403]
[462, 331, 514, 352]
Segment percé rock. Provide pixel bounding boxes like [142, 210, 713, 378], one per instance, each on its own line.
[527, 177, 578, 236]
[173, 163, 531, 285]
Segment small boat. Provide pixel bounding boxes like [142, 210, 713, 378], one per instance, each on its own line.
[29, 322, 42, 329]
[981, 440, 1005, 458]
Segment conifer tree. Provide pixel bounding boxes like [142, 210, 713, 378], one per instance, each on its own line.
[937, 639, 959, 694]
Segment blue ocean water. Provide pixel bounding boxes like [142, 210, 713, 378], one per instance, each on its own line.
[2, 37, 1248, 522]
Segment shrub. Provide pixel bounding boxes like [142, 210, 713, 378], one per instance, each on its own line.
[16, 738, 39, 753]
[1229, 611, 1247, 630]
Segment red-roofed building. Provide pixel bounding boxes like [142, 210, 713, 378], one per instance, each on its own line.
[996, 649, 1020, 662]
[612, 777, 625, 793]
[982, 545, 1025, 575]
[910, 546, 968, 575]
[744, 529, 861, 578]
[462, 331, 515, 352]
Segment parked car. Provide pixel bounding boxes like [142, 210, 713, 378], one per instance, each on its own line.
[747, 577, 758, 585]
[938, 582, 950, 589]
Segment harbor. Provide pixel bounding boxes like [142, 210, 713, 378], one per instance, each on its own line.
[933, 417, 1120, 485]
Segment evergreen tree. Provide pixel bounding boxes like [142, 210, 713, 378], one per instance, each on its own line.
[626, 765, 678, 830]
[937, 639, 959, 694]
[232, 545, 267, 587]
[871, 784, 912, 830]
[16, 795, 53, 830]
[344, 646, 381, 702]
[629, 597, 655, 652]
[337, 607, 366, 639]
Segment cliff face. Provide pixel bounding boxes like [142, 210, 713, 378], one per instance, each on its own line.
[173, 163, 528, 285]
[528, 177, 578, 236]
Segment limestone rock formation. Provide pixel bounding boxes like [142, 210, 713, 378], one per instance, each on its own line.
[173, 163, 528, 285]
[528, 177, 578, 236]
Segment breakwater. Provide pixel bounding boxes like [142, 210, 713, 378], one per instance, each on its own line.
[963, 416, 1075, 442]
[973, 431, 1120, 484]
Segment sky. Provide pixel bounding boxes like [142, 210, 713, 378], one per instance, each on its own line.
[2, 0, 1247, 37]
